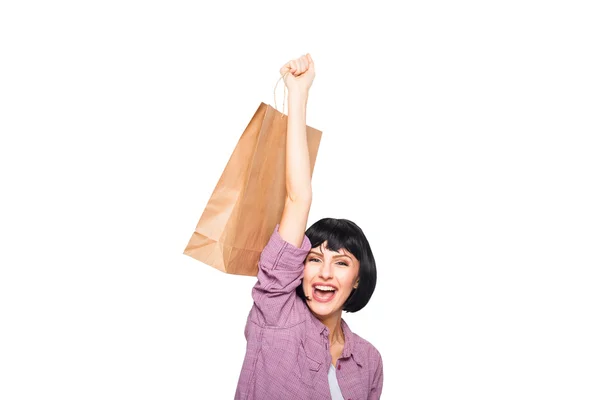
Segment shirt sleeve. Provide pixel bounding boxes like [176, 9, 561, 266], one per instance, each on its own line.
[250, 223, 312, 327]
[369, 350, 384, 399]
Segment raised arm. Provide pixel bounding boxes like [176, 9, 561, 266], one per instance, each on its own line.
[248, 55, 316, 328]
[278, 53, 316, 248]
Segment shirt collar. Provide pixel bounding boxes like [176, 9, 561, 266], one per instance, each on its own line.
[341, 319, 364, 367]
[306, 311, 364, 367]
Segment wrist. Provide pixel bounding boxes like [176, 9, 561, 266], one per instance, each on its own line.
[287, 90, 309, 102]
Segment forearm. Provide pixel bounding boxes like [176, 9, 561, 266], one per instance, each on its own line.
[285, 91, 312, 202]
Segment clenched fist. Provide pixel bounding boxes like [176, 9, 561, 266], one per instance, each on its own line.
[279, 53, 315, 95]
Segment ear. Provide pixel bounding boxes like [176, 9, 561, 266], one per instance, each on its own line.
[353, 278, 359, 289]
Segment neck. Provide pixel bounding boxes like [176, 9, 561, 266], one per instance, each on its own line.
[318, 309, 344, 346]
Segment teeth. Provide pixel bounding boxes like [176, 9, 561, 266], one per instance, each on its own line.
[315, 285, 335, 291]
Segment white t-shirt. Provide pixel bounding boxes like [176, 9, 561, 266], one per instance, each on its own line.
[328, 363, 345, 400]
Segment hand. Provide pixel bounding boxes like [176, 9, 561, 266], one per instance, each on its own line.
[279, 53, 315, 96]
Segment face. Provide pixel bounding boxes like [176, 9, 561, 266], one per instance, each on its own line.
[302, 241, 360, 319]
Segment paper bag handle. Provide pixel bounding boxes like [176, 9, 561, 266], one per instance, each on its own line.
[273, 71, 290, 118]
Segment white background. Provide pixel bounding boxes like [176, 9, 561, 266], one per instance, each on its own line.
[1, 1, 599, 399]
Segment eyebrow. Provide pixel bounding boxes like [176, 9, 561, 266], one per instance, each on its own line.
[308, 250, 351, 259]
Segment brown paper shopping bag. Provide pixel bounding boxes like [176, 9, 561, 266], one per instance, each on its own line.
[183, 101, 322, 276]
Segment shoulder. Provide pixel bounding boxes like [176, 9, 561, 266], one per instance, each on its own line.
[348, 329, 384, 395]
[351, 330, 383, 366]
[342, 319, 383, 371]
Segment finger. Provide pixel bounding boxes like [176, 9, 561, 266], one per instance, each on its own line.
[290, 60, 298, 74]
[301, 57, 308, 71]
[296, 58, 305, 73]
[301, 56, 309, 72]
[307, 54, 315, 73]
[281, 59, 295, 74]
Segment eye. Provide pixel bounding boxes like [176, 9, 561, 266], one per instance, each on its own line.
[336, 261, 348, 266]
[309, 258, 321, 262]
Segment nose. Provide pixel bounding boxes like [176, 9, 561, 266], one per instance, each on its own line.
[319, 260, 333, 279]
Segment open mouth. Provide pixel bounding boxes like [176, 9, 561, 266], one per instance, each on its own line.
[312, 284, 337, 303]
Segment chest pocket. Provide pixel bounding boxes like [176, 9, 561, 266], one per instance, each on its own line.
[298, 336, 324, 386]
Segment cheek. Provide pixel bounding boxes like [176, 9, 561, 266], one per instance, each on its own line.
[339, 269, 359, 291]
[302, 264, 316, 286]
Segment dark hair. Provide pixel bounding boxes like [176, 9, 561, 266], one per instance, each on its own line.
[295, 217, 377, 312]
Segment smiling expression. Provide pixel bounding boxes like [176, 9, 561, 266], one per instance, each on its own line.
[302, 241, 360, 319]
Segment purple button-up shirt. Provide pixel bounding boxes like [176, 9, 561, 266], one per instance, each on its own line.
[235, 224, 384, 400]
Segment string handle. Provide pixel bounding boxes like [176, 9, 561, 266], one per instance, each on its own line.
[273, 71, 290, 118]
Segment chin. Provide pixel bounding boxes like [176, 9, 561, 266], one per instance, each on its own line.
[307, 302, 339, 318]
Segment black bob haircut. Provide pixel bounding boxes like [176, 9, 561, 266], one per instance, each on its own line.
[295, 217, 377, 313]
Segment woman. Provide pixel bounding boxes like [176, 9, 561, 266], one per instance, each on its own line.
[235, 54, 383, 400]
